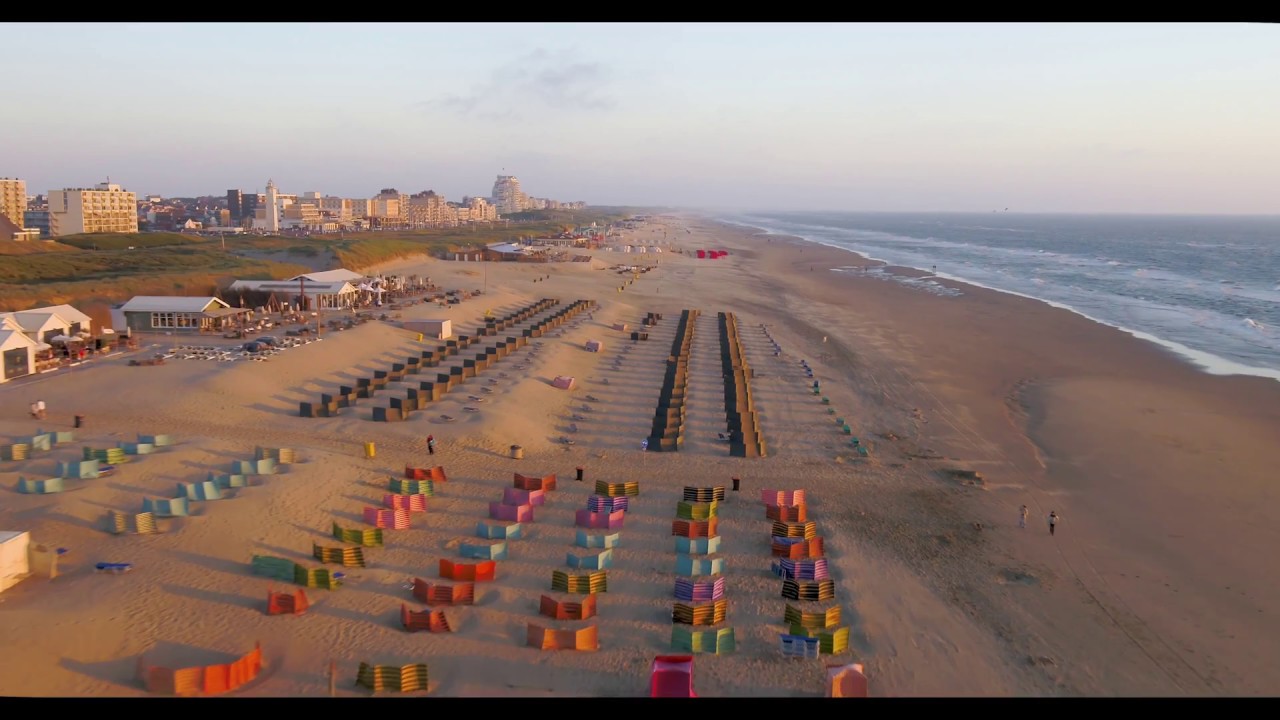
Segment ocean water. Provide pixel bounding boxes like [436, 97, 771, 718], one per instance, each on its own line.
[717, 212, 1280, 382]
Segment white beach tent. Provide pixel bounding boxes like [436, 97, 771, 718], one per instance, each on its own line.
[0, 530, 30, 593]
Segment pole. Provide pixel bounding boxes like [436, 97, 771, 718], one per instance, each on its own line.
[329, 659, 336, 697]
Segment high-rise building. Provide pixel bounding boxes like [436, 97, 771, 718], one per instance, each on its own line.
[491, 175, 526, 215]
[226, 189, 243, 222]
[1, 178, 28, 230]
[48, 181, 139, 236]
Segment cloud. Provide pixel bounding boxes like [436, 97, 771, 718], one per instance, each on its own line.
[423, 48, 614, 121]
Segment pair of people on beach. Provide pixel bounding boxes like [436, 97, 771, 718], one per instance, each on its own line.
[426, 435, 436, 455]
[29, 399, 46, 420]
[1019, 505, 1060, 535]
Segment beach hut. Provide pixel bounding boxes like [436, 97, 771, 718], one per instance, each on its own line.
[404, 319, 452, 339]
[0, 530, 30, 593]
[585, 340, 603, 352]
[552, 376, 575, 390]
[0, 329, 39, 383]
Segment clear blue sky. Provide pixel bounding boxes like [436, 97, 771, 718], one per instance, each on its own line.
[2, 22, 1277, 213]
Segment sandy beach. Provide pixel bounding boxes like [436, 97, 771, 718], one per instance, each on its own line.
[2, 215, 1278, 697]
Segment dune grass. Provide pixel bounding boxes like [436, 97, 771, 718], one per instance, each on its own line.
[0, 209, 634, 312]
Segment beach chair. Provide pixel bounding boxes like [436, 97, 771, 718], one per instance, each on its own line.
[650, 653, 697, 697]
[95, 562, 133, 574]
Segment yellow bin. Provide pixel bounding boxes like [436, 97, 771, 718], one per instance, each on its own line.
[364, 442, 376, 459]
[416, 333, 424, 342]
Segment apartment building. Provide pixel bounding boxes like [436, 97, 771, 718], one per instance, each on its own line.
[0, 179, 39, 240]
[491, 175, 527, 215]
[48, 182, 139, 236]
[465, 195, 498, 221]
[407, 190, 457, 227]
[1, 178, 27, 229]
[372, 188, 408, 229]
[320, 195, 353, 222]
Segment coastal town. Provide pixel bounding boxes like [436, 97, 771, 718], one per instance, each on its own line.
[5, 20, 1278, 703]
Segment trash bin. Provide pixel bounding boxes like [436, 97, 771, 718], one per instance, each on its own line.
[363, 442, 376, 459]
[732, 477, 741, 492]
[576, 466, 585, 482]
[510, 445, 523, 460]
[74, 414, 85, 429]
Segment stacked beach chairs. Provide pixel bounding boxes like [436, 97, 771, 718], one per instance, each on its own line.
[301, 296, 557, 419]
[670, 485, 735, 655]
[646, 309, 698, 452]
[306, 297, 596, 422]
[718, 311, 767, 458]
[760, 488, 852, 661]
[529, 473, 617, 651]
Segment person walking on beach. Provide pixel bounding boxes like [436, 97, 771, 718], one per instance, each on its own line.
[1019, 505, 1029, 529]
[427, 435, 436, 456]
[35, 399, 46, 420]
[1048, 511, 1059, 536]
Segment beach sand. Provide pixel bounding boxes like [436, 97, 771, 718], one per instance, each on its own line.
[1, 215, 1277, 697]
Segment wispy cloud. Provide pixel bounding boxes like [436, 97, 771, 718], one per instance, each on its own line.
[423, 49, 615, 121]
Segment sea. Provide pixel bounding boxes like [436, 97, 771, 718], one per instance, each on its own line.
[717, 212, 1280, 382]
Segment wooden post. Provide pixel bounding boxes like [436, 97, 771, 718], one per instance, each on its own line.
[329, 659, 336, 697]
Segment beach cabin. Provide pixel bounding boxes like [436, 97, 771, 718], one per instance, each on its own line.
[0, 329, 39, 383]
[114, 296, 249, 333]
[0, 530, 30, 593]
[404, 319, 452, 339]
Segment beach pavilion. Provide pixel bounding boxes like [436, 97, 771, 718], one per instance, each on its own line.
[0, 328, 40, 383]
[226, 278, 358, 311]
[112, 296, 249, 334]
[0, 309, 72, 346]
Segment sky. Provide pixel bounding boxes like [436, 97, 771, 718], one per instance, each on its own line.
[2, 22, 1278, 214]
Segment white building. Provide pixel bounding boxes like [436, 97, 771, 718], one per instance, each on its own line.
[252, 179, 284, 232]
[0, 304, 93, 342]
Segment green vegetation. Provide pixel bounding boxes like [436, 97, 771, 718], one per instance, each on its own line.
[54, 232, 206, 251]
[0, 208, 634, 314]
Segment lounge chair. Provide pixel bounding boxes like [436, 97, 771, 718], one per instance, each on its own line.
[95, 562, 133, 574]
